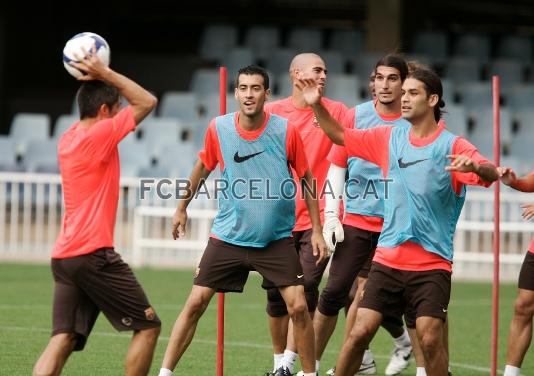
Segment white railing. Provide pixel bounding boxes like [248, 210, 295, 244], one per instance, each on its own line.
[1, 172, 533, 280]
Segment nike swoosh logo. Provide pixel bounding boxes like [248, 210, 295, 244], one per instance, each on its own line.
[403, 351, 412, 361]
[233, 151, 264, 163]
[442, 308, 448, 313]
[297, 274, 304, 279]
[398, 157, 429, 168]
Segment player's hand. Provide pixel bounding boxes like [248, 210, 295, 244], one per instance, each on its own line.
[295, 78, 323, 106]
[322, 215, 344, 256]
[172, 208, 187, 240]
[521, 203, 534, 220]
[497, 166, 517, 186]
[445, 154, 478, 173]
[311, 229, 328, 265]
[69, 44, 112, 81]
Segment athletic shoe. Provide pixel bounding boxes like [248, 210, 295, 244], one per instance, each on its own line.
[295, 371, 318, 376]
[273, 366, 292, 376]
[325, 367, 336, 375]
[385, 345, 413, 375]
[263, 372, 275, 376]
[357, 360, 377, 375]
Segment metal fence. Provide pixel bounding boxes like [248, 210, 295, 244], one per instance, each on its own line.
[1, 172, 533, 281]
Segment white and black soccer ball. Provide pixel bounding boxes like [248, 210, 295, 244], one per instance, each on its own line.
[63, 32, 110, 78]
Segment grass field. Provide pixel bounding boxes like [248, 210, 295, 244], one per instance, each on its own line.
[0, 263, 532, 375]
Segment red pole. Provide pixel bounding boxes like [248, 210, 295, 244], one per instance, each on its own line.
[216, 66, 227, 376]
[491, 75, 500, 376]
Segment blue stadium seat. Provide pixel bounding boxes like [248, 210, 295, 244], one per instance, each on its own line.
[0, 137, 19, 171]
[412, 31, 448, 64]
[318, 50, 345, 74]
[441, 79, 456, 105]
[199, 25, 238, 61]
[453, 33, 491, 63]
[442, 105, 468, 137]
[352, 53, 382, 83]
[10, 113, 51, 154]
[222, 47, 255, 84]
[329, 29, 364, 60]
[443, 57, 481, 83]
[244, 26, 280, 61]
[190, 69, 220, 97]
[507, 85, 534, 112]
[158, 143, 198, 179]
[139, 118, 185, 159]
[118, 141, 151, 177]
[287, 27, 323, 52]
[265, 48, 298, 75]
[53, 114, 78, 139]
[23, 140, 59, 173]
[470, 107, 512, 157]
[457, 82, 493, 108]
[159, 91, 199, 123]
[488, 59, 525, 90]
[512, 109, 534, 136]
[325, 73, 360, 105]
[275, 73, 293, 98]
[497, 36, 532, 61]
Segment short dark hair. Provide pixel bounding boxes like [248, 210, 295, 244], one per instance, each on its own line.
[408, 68, 445, 122]
[375, 53, 409, 82]
[77, 80, 120, 119]
[236, 65, 270, 90]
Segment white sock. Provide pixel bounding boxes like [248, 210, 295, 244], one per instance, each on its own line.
[302, 373, 316, 376]
[274, 353, 284, 371]
[416, 367, 427, 376]
[394, 328, 411, 348]
[158, 368, 173, 376]
[315, 359, 320, 372]
[282, 349, 298, 373]
[504, 365, 521, 376]
[362, 349, 374, 364]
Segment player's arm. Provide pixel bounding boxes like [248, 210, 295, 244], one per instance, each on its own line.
[301, 170, 328, 265]
[295, 78, 345, 145]
[69, 45, 157, 124]
[498, 167, 534, 192]
[323, 163, 346, 254]
[172, 160, 211, 240]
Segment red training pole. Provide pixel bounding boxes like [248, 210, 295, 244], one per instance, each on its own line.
[216, 66, 227, 376]
[491, 75, 501, 376]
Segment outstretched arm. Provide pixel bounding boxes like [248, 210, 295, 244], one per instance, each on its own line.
[498, 167, 534, 192]
[295, 78, 345, 145]
[445, 154, 498, 183]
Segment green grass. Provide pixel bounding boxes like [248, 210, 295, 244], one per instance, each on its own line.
[0, 263, 532, 375]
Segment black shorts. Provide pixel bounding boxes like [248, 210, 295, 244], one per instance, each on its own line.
[360, 262, 451, 328]
[51, 248, 161, 351]
[358, 248, 375, 278]
[518, 251, 534, 291]
[194, 237, 304, 293]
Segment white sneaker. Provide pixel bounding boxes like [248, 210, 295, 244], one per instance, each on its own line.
[385, 345, 413, 375]
[357, 360, 377, 375]
[325, 368, 335, 375]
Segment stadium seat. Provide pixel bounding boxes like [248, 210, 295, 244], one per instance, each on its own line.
[443, 57, 481, 83]
[190, 69, 221, 97]
[118, 141, 151, 177]
[23, 139, 59, 173]
[158, 142, 198, 179]
[226, 94, 240, 113]
[329, 28, 364, 60]
[441, 79, 456, 105]
[507, 85, 534, 112]
[140, 117, 185, 159]
[199, 24, 238, 61]
[457, 82, 493, 109]
[287, 27, 323, 52]
[412, 31, 448, 64]
[10, 113, 51, 154]
[222, 47, 256, 84]
[512, 109, 534, 136]
[442, 105, 468, 137]
[318, 50, 345, 74]
[470, 107, 512, 157]
[497, 35, 532, 61]
[159, 91, 199, 123]
[53, 114, 78, 139]
[199, 93, 229, 121]
[352, 53, 382, 86]
[137, 165, 171, 178]
[0, 137, 19, 171]
[265, 48, 298, 74]
[488, 59, 525, 90]
[324, 73, 360, 105]
[275, 73, 293, 98]
[244, 26, 280, 61]
[453, 33, 491, 63]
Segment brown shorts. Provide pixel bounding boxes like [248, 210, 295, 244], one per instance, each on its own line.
[51, 248, 160, 351]
[194, 237, 304, 293]
[266, 229, 330, 316]
[518, 251, 534, 291]
[360, 262, 451, 328]
[358, 248, 375, 278]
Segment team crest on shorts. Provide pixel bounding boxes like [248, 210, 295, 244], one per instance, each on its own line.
[145, 307, 156, 320]
[122, 317, 133, 326]
[194, 267, 200, 278]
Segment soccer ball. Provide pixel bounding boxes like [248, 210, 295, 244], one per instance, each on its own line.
[63, 32, 110, 78]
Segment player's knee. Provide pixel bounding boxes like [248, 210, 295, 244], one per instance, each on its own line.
[418, 330, 441, 355]
[186, 294, 210, 318]
[347, 324, 371, 349]
[51, 332, 78, 351]
[514, 295, 534, 318]
[287, 299, 309, 322]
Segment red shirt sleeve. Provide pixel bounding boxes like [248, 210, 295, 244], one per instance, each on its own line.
[88, 106, 136, 161]
[327, 107, 355, 168]
[197, 119, 222, 171]
[286, 122, 309, 178]
[344, 125, 393, 176]
[451, 137, 494, 192]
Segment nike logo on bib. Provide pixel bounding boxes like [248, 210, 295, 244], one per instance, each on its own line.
[234, 151, 265, 163]
[398, 157, 429, 168]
